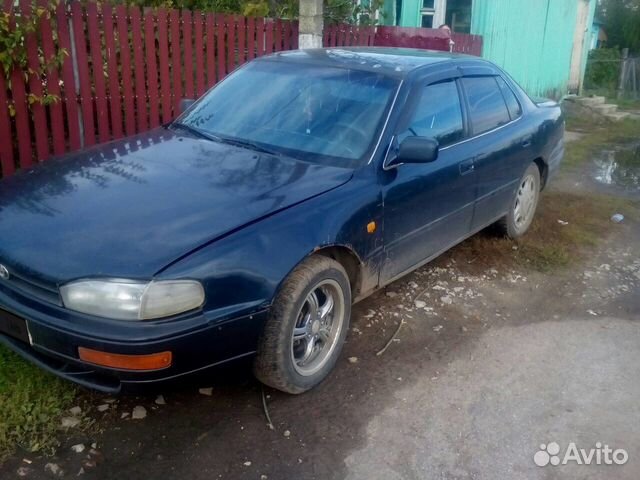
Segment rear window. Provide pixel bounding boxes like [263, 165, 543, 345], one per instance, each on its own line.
[496, 76, 522, 120]
[462, 76, 510, 135]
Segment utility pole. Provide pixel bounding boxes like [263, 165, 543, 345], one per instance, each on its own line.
[298, 0, 323, 48]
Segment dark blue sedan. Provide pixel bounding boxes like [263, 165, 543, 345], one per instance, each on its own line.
[0, 48, 564, 393]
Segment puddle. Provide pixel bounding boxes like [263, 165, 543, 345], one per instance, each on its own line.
[593, 142, 640, 191]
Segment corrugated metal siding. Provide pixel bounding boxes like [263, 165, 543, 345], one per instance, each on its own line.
[471, 0, 590, 98]
[579, 1, 597, 91]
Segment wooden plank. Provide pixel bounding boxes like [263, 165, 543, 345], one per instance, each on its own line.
[71, 1, 95, 146]
[338, 25, 347, 46]
[56, 1, 81, 150]
[157, 8, 171, 123]
[292, 20, 299, 49]
[330, 24, 337, 47]
[144, 9, 160, 127]
[354, 26, 360, 46]
[226, 14, 235, 74]
[274, 18, 282, 52]
[169, 9, 182, 116]
[216, 13, 226, 80]
[21, 0, 49, 161]
[130, 6, 147, 132]
[182, 10, 194, 99]
[283, 20, 291, 50]
[265, 19, 273, 54]
[194, 11, 205, 95]
[86, 2, 109, 142]
[237, 15, 245, 67]
[39, 0, 65, 155]
[247, 16, 255, 60]
[116, 4, 135, 136]
[255, 17, 265, 57]
[0, 73, 15, 176]
[102, 3, 123, 139]
[205, 13, 215, 86]
[10, 69, 32, 168]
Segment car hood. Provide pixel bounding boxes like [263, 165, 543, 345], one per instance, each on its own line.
[0, 128, 353, 285]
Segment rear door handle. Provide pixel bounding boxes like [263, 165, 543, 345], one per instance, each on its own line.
[459, 159, 475, 176]
[522, 135, 533, 148]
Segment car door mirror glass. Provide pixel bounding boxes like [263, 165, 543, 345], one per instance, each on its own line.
[389, 136, 439, 167]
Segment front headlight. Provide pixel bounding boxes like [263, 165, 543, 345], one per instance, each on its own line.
[60, 279, 205, 320]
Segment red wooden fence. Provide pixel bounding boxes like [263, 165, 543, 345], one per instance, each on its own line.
[373, 26, 483, 56]
[0, 1, 482, 179]
[451, 33, 483, 56]
[0, 1, 298, 177]
[323, 24, 376, 47]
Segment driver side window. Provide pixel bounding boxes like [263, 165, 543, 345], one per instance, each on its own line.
[400, 80, 464, 147]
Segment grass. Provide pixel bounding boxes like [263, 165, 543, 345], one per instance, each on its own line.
[451, 191, 639, 273]
[0, 345, 77, 461]
[563, 116, 640, 168]
[518, 191, 638, 271]
[450, 111, 640, 273]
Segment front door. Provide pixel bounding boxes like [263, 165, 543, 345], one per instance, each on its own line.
[381, 78, 475, 282]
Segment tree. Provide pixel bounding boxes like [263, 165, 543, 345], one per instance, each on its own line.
[597, 0, 640, 52]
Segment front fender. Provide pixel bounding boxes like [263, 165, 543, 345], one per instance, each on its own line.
[156, 174, 382, 324]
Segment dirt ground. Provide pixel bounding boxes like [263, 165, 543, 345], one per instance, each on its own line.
[3, 133, 640, 479]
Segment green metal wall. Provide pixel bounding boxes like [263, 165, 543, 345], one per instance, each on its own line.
[470, 0, 595, 97]
[381, 0, 422, 27]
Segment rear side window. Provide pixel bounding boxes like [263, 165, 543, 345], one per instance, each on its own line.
[495, 76, 522, 119]
[462, 76, 510, 135]
[401, 80, 464, 147]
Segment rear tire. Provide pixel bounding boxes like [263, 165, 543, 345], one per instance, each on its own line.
[254, 255, 351, 394]
[497, 163, 541, 239]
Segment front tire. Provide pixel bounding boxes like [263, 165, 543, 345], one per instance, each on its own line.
[497, 163, 541, 239]
[254, 255, 351, 394]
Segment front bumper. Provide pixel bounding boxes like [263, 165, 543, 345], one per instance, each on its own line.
[0, 282, 268, 393]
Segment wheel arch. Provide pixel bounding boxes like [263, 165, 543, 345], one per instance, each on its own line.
[533, 157, 548, 189]
[310, 245, 364, 298]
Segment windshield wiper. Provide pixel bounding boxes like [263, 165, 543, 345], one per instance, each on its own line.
[170, 122, 222, 143]
[217, 137, 283, 157]
[171, 123, 281, 157]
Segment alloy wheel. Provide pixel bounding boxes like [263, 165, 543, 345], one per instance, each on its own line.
[291, 279, 345, 377]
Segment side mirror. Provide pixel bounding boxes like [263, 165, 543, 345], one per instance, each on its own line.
[386, 136, 439, 169]
[179, 98, 196, 113]
[398, 136, 439, 164]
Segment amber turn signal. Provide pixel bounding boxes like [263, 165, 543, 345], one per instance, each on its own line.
[367, 221, 376, 233]
[78, 347, 172, 371]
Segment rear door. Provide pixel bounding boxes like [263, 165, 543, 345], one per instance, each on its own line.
[380, 76, 475, 282]
[459, 75, 531, 229]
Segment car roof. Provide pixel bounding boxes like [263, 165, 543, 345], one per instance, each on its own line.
[260, 47, 489, 77]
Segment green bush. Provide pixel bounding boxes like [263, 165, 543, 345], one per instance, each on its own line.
[584, 48, 621, 91]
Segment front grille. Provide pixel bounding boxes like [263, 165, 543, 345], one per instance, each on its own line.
[0, 267, 62, 306]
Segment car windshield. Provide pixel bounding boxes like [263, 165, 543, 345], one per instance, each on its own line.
[177, 60, 399, 167]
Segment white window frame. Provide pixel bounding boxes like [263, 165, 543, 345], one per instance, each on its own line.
[421, 0, 447, 28]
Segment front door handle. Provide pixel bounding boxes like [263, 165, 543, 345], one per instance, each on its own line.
[459, 159, 475, 176]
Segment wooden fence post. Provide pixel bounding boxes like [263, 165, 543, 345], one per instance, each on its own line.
[617, 48, 629, 99]
[67, 6, 85, 148]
